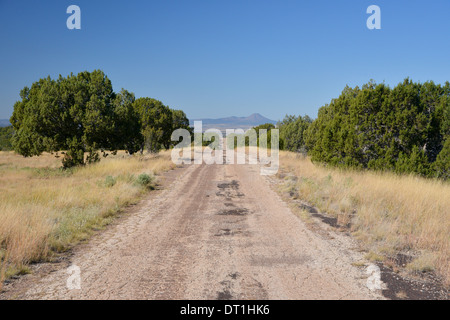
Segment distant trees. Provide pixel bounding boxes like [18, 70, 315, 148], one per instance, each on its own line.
[278, 115, 312, 153]
[0, 126, 14, 151]
[111, 89, 142, 155]
[252, 123, 279, 149]
[132, 98, 191, 153]
[304, 79, 450, 179]
[9, 72, 449, 179]
[133, 97, 173, 153]
[171, 109, 190, 133]
[10, 70, 190, 167]
[227, 123, 278, 149]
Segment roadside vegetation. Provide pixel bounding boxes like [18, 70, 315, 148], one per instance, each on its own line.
[1, 74, 448, 291]
[9, 70, 190, 168]
[277, 79, 449, 180]
[0, 150, 176, 290]
[278, 151, 449, 286]
[0, 126, 13, 151]
[0, 70, 191, 290]
[270, 79, 449, 286]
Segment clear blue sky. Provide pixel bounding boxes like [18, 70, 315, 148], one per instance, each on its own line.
[1, 0, 449, 121]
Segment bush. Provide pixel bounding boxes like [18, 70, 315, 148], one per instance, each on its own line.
[395, 146, 431, 176]
[305, 79, 450, 180]
[136, 173, 155, 189]
[434, 138, 450, 180]
[104, 176, 117, 188]
[0, 126, 14, 151]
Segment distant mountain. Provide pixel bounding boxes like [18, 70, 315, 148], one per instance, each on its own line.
[190, 113, 277, 132]
[0, 119, 11, 127]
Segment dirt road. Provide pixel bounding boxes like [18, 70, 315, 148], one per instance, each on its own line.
[16, 160, 383, 300]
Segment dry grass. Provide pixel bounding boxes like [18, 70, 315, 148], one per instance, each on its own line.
[0, 151, 175, 289]
[278, 151, 450, 286]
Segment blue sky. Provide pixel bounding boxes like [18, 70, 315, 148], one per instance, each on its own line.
[0, 0, 449, 121]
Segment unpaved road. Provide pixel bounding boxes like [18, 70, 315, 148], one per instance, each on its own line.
[10, 160, 383, 300]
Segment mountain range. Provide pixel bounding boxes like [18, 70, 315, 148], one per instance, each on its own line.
[189, 113, 277, 132]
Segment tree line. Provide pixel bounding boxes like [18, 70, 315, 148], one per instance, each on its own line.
[9, 70, 190, 167]
[6, 73, 450, 179]
[275, 79, 450, 180]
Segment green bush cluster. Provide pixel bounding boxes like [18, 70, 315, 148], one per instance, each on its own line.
[278, 115, 312, 153]
[104, 175, 117, 188]
[303, 79, 450, 179]
[0, 126, 14, 151]
[101, 173, 155, 189]
[9, 70, 191, 167]
[229, 123, 282, 150]
[136, 173, 155, 189]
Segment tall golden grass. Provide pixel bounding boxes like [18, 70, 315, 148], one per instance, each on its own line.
[0, 151, 175, 289]
[278, 151, 450, 286]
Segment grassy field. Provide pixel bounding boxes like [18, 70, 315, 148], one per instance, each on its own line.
[1, 148, 448, 290]
[0, 150, 175, 289]
[278, 151, 450, 286]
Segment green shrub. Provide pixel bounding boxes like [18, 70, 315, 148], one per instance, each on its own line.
[104, 175, 116, 187]
[136, 173, 155, 189]
[304, 79, 450, 180]
[0, 126, 14, 151]
[434, 138, 450, 180]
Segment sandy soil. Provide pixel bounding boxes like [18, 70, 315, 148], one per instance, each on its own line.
[6, 160, 384, 300]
